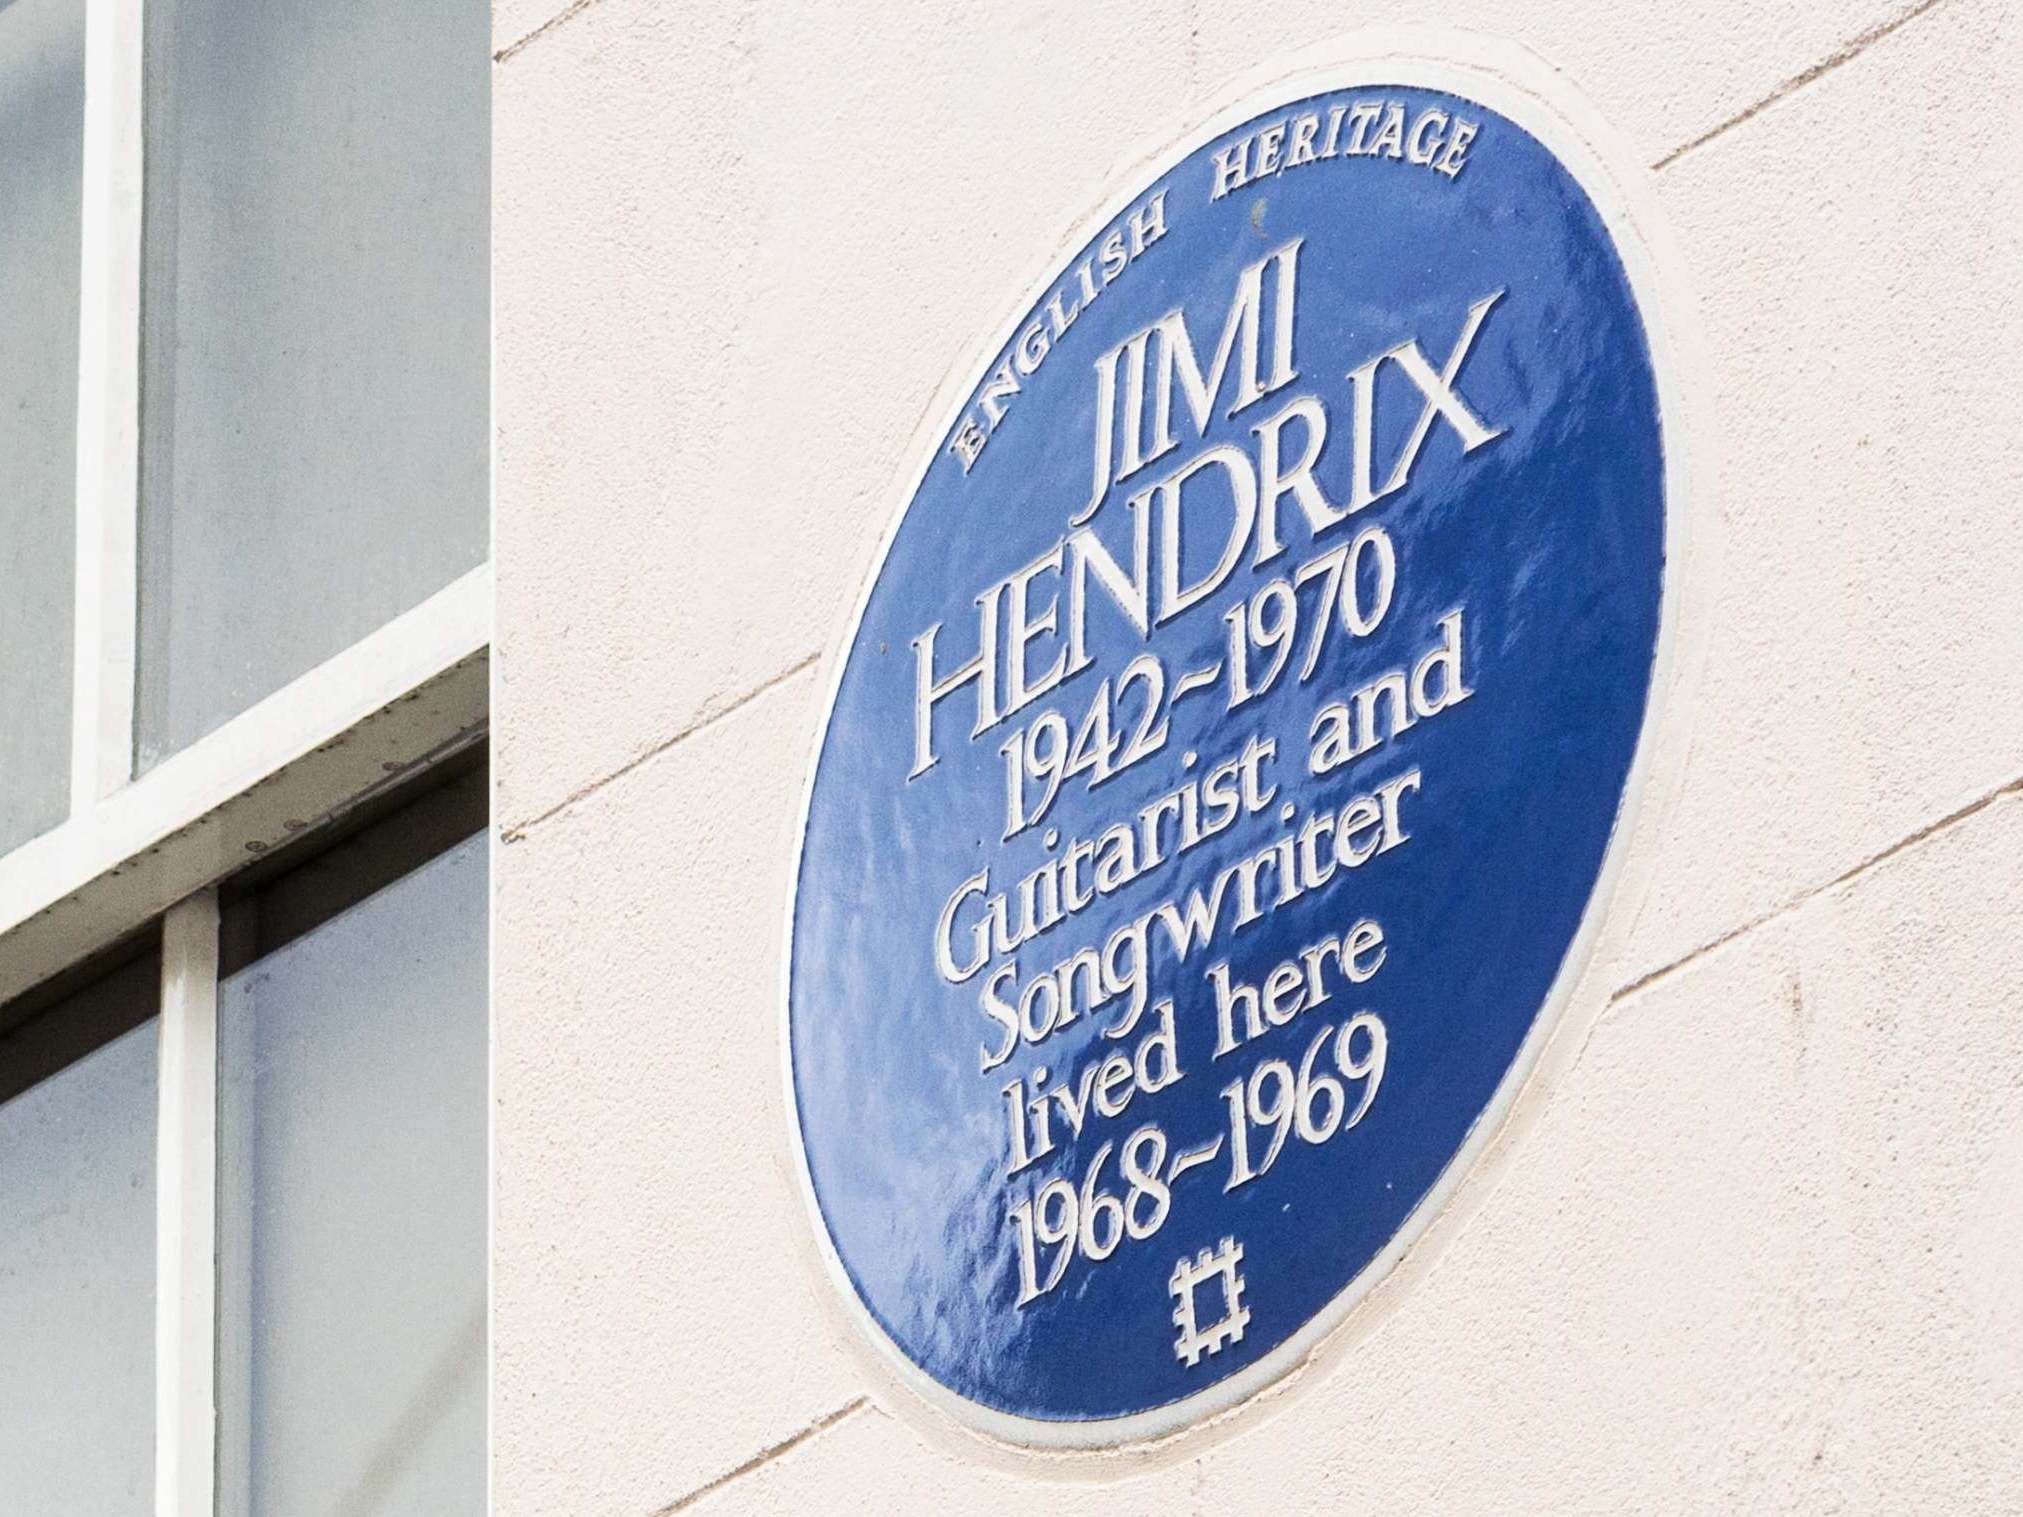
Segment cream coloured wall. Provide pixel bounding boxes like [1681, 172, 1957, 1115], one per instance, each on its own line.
[493, 2, 2023, 1510]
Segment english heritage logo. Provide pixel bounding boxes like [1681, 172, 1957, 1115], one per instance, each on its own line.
[784, 39, 1689, 1449]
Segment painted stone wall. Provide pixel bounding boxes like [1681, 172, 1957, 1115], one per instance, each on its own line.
[493, 2, 2023, 1511]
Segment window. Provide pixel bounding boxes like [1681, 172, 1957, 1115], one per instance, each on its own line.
[0, 0, 85, 856]
[0, 766, 488, 1516]
[0, 0, 490, 1009]
[215, 800, 487, 1515]
[136, 0, 489, 767]
[0, 0, 491, 1512]
[0, 958, 158, 1512]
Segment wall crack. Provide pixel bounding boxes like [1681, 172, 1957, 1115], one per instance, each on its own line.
[1652, 0, 1952, 170]
[500, 654, 819, 844]
[1610, 768, 2021, 1009]
[494, 0, 605, 62]
[646, 1399, 870, 1515]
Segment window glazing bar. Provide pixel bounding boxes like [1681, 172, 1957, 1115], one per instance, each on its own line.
[156, 889, 217, 1517]
[71, 0, 145, 811]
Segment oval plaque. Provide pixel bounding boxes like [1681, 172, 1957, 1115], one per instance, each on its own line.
[785, 43, 1683, 1446]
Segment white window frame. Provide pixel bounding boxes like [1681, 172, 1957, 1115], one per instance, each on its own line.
[0, 0, 490, 1005]
[1, 0, 490, 1512]
[157, 891, 217, 1517]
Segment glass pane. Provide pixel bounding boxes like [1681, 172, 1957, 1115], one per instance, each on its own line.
[217, 831, 487, 1517]
[0, 1018, 157, 1514]
[136, 0, 488, 769]
[0, 0, 83, 852]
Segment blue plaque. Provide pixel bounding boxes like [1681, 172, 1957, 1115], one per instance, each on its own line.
[785, 49, 1683, 1445]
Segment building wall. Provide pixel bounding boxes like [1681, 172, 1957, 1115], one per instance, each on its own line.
[493, 2, 2023, 1511]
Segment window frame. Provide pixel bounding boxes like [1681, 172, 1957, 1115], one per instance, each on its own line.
[0, 0, 489, 1005]
[0, 1, 492, 1513]
[2, 761, 490, 1517]
[157, 888, 216, 1517]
